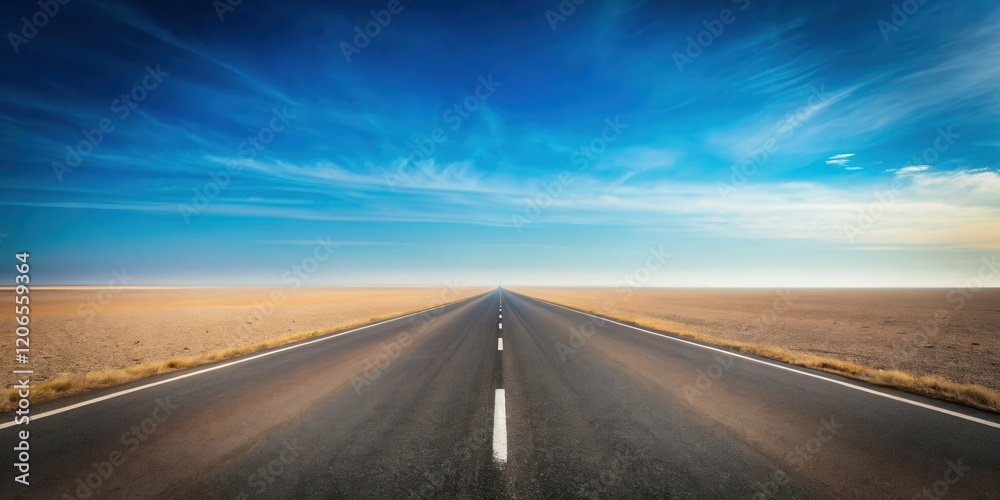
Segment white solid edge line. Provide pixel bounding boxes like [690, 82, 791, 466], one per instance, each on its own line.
[532, 297, 1000, 430]
[493, 389, 507, 463]
[498, 338, 503, 351]
[0, 294, 484, 430]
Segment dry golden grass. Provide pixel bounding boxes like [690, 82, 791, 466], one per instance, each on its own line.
[512, 287, 1000, 396]
[1, 288, 486, 412]
[529, 294, 1000, 414]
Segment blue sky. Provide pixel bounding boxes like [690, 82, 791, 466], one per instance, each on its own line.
[1, 0, 998, 286]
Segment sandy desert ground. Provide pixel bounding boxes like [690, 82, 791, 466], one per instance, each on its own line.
[512, 288, 1000, 394]
[0, 286, 488, 386]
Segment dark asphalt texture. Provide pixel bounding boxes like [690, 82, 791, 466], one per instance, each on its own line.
[2, 288, 999, 499]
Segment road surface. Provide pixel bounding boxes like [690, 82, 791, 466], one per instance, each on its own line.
[3, 288, 999, 499]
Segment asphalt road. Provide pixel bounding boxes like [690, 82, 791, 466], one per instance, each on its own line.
[3, 288, 999, 499]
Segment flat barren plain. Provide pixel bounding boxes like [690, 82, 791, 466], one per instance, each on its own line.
[512, 288, 1000, 396]
[1, 286, 488, 409]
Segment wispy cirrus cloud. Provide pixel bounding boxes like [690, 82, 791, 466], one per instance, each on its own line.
[894, 165, 931, 176]
[825, 153, 855, 166]
[9, 157, 997, 250]
[3, 0, 999, 285]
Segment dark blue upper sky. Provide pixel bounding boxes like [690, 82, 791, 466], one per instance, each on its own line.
[2, 0, 998, 286]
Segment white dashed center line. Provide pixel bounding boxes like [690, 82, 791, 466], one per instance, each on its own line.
[493, 389, 507, 463]
[494, 293, 508, 465]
